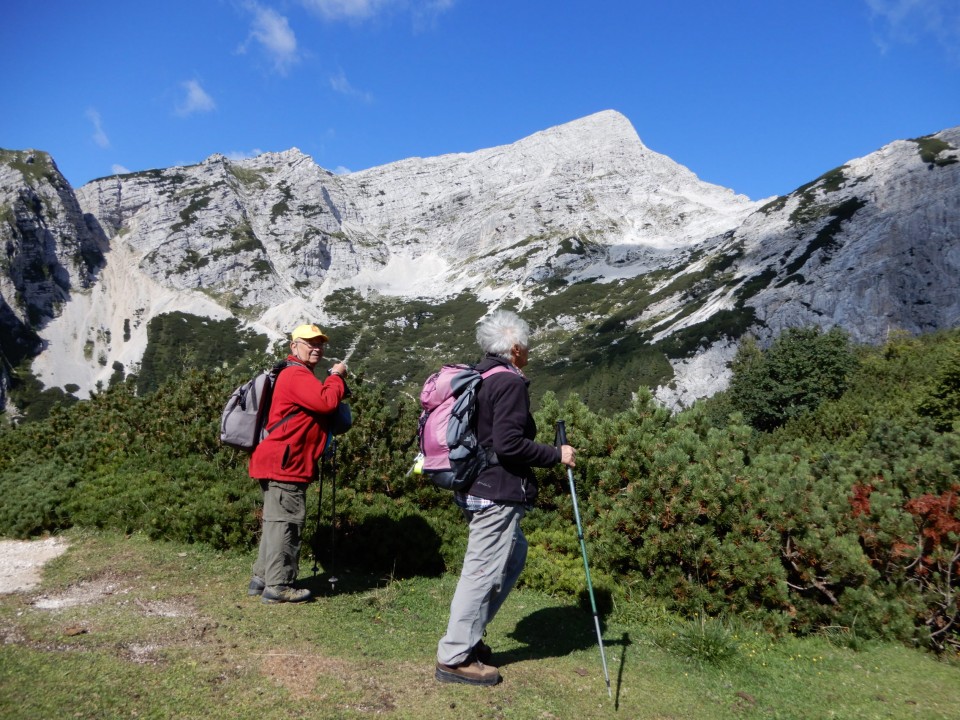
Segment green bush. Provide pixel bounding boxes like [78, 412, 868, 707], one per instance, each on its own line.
[0, 326, 958, 653]
[67, 459, 260, 550]
[918, 341, 960, 431]
[0, 461, 75, 537]
[728, 327, 858, 431]
[588, 401, 792, 626]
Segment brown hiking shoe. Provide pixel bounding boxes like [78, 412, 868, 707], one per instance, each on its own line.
[261, 585, 312, 604]
[435, 659, 500, 686]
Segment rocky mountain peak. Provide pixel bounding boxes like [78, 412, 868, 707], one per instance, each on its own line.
[510, 109, 648, 156]
[1, 114, 958, 415]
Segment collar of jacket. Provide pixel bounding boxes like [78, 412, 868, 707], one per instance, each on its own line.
[476, 353, 527, 383]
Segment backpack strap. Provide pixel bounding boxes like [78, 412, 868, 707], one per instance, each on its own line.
[262, 359, 342, 436]
[480, 364, 516, 379]
[449, 363, 515, 396]
[265, 410, 301, 435]
[263, 361, 302, 436]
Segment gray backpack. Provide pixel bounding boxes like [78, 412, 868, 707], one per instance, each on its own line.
[219, 362, 297, 452]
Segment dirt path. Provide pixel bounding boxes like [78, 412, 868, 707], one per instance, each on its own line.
[0, 537, 69, 593]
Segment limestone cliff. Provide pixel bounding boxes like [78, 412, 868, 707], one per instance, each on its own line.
[2, 111, 958, 410]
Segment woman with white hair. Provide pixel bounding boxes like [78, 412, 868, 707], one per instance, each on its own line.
[435, 309, 576, 686]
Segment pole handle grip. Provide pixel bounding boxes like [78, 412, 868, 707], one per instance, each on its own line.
[556, 419, 568, 446]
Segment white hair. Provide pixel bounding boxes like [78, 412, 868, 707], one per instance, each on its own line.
[476, 309, 530, 359]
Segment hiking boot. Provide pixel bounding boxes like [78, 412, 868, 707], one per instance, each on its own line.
[473, 640, 493, 664]
[247, 576, 265, 596]
[261, 585, 312, 604]
[435, 659, 500, 686]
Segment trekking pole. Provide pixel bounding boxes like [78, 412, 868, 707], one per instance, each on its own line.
[556, 420, 611, 698]
[328, 436, 339, 593]
[312, 454, 325, 578]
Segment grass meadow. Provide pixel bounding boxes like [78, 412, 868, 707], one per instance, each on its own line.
[1, 530, 958, 720]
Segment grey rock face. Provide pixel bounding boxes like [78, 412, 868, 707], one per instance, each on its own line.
[653, 128, 960, 406]
[2, 112, 958, 409]
[729, 128, 960, 343]
[0, 150, 106, 371]
[73, 111, 757, 310]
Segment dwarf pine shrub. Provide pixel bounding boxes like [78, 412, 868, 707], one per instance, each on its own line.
[0, 326, 958, 652]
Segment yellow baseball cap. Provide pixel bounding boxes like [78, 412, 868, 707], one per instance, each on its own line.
[290, 324, 329, 342]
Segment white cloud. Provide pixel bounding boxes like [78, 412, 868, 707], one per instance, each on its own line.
[333, 165, 352, 175]
[329, 69, 374, 102]
[411, 0, 456, 30]
[176, 80, 216, 117]
[85, 108, 110, 149]
[226, 149, 264, 161]
[300, 0, 455, 23]
[111, 164, 130, 175]
[244, 3, 299, 73]
[866, 0, 960, 58]
[300, 0, 392, 21]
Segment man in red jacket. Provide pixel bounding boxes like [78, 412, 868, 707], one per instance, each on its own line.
[247, 324, 348, 604]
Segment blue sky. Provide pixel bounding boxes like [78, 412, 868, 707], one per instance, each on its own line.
[2, 0, 958, 200]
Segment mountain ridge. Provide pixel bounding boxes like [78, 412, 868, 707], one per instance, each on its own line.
[1, 111, 958, 413]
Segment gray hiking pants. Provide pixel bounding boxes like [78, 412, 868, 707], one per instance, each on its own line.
[253, 480, 307, 587]
[437, 502, 527, 666]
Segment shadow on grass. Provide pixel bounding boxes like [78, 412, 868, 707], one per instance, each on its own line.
[299, 568, 394, 597]
[300, 512, 446, 596]
[500, 596, 633, 704]
[498, 588, 621, 668]
[498, 605, 598, 665]
[615, 631, 632, 710]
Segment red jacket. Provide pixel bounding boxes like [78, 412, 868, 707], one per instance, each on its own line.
[248, 357, 346, 484]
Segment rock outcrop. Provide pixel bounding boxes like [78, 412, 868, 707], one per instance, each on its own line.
[0, 150, 107, 407]
[2, 111, 958, 409]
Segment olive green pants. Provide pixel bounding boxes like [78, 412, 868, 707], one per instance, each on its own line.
[253, 480, 307, 587]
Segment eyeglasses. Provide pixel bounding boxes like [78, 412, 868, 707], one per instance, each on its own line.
[296, 340, 326, 351]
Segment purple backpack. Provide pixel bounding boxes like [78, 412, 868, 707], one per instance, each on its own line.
[417, 364, 512, 490]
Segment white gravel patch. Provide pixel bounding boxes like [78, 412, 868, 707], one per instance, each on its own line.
[0, 537, 69, 594]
